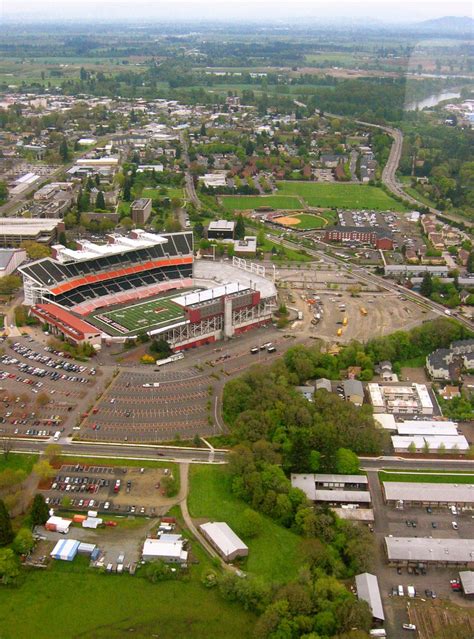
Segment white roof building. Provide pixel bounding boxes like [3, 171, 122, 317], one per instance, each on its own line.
[391, 434, 469, 452]
[383, 481, 474, 505]
[200, 522, 248, 561]
[142, 538, 188, 564]
[373, 413, 397, 430]
[385, 537, 474, 566]
[355, 573, 384, 621]
[396, 421, 459, 436]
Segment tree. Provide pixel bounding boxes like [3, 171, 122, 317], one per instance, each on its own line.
[143, 559, 174, 583]
[150, 339, 172, 359]
[235, 214, 246, 240]
[467, 251, 474, 274]
[0, 181, 8, 205]
[0, 548, 19, 585]
[0, 274, 22, 296]
[32, 460, 55, 480]
[239, 508, 263, 539]
[30, 494, 49, 526]
[36, 392, 50, 407]
[123, 179, 132, 202]
[59, 138, 70, 162]
[20, 241, 51, 260]
[420, 272, 433, 298]
[408, 441, 416, 454]
[200, 122, 207, 137]
[13, 528, 34, 555]
[0, 499, 13, 546]
[95, 190, 106, 210]
[335, 448, 360, 474]
[45, 444, 61, 465]
[76, 188, 90, 213]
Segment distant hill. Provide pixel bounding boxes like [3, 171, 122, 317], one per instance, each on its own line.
[413, 16, 474, 35]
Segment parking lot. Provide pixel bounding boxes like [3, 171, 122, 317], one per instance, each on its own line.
[42, 464, 178, 516]
[0, 335, 99, 439]
[367, 473, 474, 637]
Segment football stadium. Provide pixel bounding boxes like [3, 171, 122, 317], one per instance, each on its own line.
[19, 230, 277, 351]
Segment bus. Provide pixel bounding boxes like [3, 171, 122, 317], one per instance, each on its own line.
[155, 352, 185, 367]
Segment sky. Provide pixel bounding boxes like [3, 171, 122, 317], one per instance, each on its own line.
[1, 0, 472, 24]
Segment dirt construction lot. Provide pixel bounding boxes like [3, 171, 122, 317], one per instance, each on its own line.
[408, 599, 474, 639]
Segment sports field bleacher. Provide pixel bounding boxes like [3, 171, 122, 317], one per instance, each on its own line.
[87, 290, 191, 336]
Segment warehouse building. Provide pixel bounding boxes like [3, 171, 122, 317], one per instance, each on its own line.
[291, 474, 372, 507]
[200, 522, 248, 562]
[459, 571, 474, 598]
[382, 482, 474, 507]
[385, 537, 474, 568]
[355, 573, 385, 622]
[391, 434, 469, 453]
[142, 537, 188, 564]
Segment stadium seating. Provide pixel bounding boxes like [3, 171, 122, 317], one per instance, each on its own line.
[20, 232, 193, 288]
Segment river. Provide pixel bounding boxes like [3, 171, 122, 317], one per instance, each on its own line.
[405, 89, 461, 111]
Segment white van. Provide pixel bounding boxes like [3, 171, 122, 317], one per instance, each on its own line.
[53, 431, 61, 441]
[398, 585, 404, 597]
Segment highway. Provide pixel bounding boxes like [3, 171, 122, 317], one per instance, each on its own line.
[7, 438, 226, 464]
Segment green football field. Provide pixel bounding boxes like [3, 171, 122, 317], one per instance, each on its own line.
[87, 291, 188, 336]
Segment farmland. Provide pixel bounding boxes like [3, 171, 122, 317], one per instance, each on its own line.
[276, 181, 409, 211]
[188, 464, 304, 582]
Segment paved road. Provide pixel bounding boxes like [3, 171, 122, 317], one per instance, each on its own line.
[180, 132, 201, 210]
[324, 110, 472, 230]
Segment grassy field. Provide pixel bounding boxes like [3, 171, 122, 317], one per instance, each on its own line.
[398, 355, 427, 368]
[188, 465, 304, 583]
[143, 187, 184, 201]
[88, 291, 188, 336]
[220, 195, 302, 211]
[0, 557, 256, 639]
[261, 238, 313, 263]
[379, 471, 474, 484]
[276, 181, 408, 211]
[0, 453, 38, 474]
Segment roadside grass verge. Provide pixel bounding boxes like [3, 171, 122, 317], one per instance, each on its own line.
[188, 464, 304, 583]
[379, 471, 474, 484]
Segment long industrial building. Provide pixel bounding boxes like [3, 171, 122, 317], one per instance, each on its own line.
[385, 537, 474, 568]
[383, 482, 474, 507]
[291, 474, 372, 507]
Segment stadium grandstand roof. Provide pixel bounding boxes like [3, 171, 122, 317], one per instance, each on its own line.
[172, 282, 250, 307]
[51, 229, 169, 263]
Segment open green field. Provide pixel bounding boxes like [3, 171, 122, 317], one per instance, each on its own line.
[261, 238, 313, 263]
[0, 453, 38, 474]
[188, 465, 304, 583]
[276, 181, 408, 211]
[143, 187, 184, 201]
[0, 557, 255, 639]
[88, 290, 189, 336]
[379, 471, 474, 484]
[220, 195, 302, 211]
